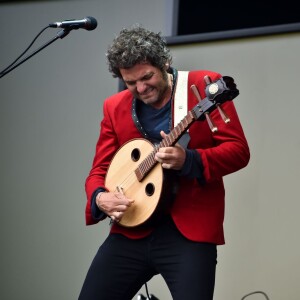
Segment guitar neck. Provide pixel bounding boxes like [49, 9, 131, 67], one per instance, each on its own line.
[159, 111, 195, 147]
[135, 108, 198, 182]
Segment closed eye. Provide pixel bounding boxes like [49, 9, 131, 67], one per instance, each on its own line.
[124, 72, 154, 86]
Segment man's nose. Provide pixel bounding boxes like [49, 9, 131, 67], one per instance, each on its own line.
[136, 81, 147, 94]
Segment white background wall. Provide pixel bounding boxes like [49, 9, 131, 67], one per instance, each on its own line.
[0, 1, 299, 300]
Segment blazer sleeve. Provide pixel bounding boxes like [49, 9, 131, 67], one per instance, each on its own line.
[84, 99, 119, 225]
[197, 100, 250, 182]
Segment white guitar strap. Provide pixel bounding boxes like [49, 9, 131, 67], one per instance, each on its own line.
[174, 71, 189, 127]
[173, 70, 190, 148]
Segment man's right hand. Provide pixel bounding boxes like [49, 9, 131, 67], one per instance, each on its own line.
[95, 192, 134, 223]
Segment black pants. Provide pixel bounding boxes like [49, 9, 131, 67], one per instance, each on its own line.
[79, 217, 217, 300]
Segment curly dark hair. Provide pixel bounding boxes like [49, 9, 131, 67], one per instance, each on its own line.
[106, 25, 172, 78]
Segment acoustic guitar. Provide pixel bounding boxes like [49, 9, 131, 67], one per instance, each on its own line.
[105, 75, 239, 227]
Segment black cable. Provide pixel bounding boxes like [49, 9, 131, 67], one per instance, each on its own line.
[241, 291, 270, 300]
[144, 282, 150, 298]
[136, 283, 160, 300]
[0, 25, 50, 75]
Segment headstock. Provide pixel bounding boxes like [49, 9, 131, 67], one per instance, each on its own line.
[190, 75, 239, 132]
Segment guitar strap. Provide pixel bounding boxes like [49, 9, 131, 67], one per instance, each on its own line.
[174, 71, 190, 148]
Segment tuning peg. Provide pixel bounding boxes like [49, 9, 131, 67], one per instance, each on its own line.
[205, 113, 218, 132]
[204, 75, 212, 85]
[190, 84, 202, 101]
[217, 104, 231, 123]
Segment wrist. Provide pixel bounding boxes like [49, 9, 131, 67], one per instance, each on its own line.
[96, 191, 106, 209]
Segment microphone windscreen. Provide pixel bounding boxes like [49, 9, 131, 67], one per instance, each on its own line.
[86, 16, 98, 31]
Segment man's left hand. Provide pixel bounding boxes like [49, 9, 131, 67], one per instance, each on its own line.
[155, 130, 186, 170]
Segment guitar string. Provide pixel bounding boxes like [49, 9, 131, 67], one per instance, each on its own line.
[111, 148, 167, 196]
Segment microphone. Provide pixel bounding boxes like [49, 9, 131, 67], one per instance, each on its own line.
[49, 16, 98, 31]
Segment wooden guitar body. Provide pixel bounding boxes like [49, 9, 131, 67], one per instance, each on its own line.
[105, 138, 164, 227]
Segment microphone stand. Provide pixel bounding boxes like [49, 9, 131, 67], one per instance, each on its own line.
[0, 28, 71, 79]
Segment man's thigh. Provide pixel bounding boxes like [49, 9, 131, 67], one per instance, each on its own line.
[150, 219, 217, 300]
[79, 234, 155, 300]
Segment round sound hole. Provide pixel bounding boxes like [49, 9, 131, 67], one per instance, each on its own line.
[145, 183, 155, 196]
[131, 148, 141, 162]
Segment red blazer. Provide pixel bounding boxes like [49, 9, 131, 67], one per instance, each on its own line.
[85, 70, 250, 245]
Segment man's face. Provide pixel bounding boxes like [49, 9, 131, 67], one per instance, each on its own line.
[120, 63, 171, 109]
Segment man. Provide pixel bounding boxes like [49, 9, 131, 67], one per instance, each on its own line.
[79, 26, 250, 300]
